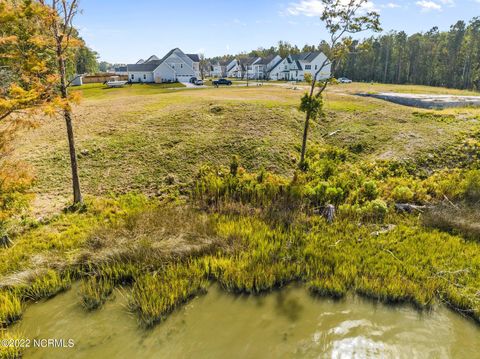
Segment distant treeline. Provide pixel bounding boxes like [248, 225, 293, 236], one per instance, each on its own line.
[209, 17, 480, 91]
[336, 18, 480, 90]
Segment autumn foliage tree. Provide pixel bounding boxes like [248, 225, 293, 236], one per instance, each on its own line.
[298, 0, 381, 168]
[0, 0, 84, 205]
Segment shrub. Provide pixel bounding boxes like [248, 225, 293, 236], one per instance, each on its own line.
[362, 199, 388, 221]
[392, 186, 414, 203]
[361, 181, 378, 201]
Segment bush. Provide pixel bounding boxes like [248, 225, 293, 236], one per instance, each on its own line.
[362, 199, 388, 221]
[361, 181, 378, 201]
[392, 186, 414, 203]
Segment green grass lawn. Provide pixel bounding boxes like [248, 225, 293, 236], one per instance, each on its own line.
[15, 83, 479, 204]
[71, 82, 186, 100]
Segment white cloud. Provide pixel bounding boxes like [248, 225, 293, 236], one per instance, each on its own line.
[383, 2, 401, 8]
[415, 0, 442, 11]
[283, 0, 377, 17]
[415, 0, 455, 11]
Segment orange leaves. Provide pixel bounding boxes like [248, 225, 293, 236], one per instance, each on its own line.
[29, 34, 54, 48]
[68, 90, 81, 104]
[0, 161, 34, 192]
[0, 35, 17, 45]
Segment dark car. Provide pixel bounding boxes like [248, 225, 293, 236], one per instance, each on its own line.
[213, 78, 232, 86]
[189, 77, 197, 84]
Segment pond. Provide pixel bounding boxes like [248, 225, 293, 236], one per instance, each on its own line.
[11, 285, 480, 358]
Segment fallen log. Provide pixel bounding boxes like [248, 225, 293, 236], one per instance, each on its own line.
[395, 203, 428, 213]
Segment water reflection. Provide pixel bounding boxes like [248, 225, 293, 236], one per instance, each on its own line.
[11, 284, 480, 359]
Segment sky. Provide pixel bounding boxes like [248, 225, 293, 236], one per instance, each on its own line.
[75, 0, 480, 64]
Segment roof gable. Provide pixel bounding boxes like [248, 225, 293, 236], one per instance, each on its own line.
[186, 54, 200, 62]
[145, 55, 160, 63]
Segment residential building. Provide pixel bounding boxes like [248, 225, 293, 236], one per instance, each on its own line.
[268, 52, 331, 81]
[126, 48, 200, 83]
[212, 60, 229, 78]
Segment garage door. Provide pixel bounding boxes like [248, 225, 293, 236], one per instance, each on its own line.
[177, 75, 193, 82]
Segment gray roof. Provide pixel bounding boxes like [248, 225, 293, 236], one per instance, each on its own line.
[127, 48, 194, 72]
[136, 59, 145, 64]
[291, 51, 321, 62]
[269, 57, 283, 71]
[145, 55, 160, 63]
[256, 55, 276, 65]
[238, 57, 258, 66]
[186, 54, 200, 62]
[114, 66, 127, 72]
[127, 60, 162, 72]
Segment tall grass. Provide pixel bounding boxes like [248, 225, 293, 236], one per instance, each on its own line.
[21, 270, 72, 301]
[128, 261, 208, 328]
[79, 276, 115, 311]
[0, 331, 23, 359]
[0, 292, 22, 327]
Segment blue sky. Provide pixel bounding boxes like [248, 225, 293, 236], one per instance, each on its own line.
[75, 0, 480, 63]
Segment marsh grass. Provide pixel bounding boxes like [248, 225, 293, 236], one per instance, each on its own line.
[0, 292, 22, 327]
[128, 261, 208, 328]
[0, 331, 23, 359]
[79, 276, 115, 310]
[21, 270, 72, 301]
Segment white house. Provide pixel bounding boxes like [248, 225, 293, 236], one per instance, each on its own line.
[268, 52, 331, 81]
[127, 48, 200, 83]
[212, 60, 229, 78]
[226, 59, 242, 78]
[245, 57, 261, 79]
[247, 55, 282, 80]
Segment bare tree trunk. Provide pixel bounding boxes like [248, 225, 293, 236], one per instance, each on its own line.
[383, 45, 390, 83]
[57, 41, 83, 204]
[300, 111, 311, 165]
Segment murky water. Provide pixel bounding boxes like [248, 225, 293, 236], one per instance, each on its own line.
[11, 285, 480, 359]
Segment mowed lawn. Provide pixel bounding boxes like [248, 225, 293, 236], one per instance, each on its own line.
[13, 82, 480, 209]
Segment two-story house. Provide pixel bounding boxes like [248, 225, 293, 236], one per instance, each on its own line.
[126, 48, 200, 83]
[268, 52, 330, 81]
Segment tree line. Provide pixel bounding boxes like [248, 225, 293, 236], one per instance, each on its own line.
[335, 18, 480, 90]
[208, 17, 480, 91]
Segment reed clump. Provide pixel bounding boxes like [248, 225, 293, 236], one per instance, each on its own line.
[79, 276, 115, 311]
[128, 261, 208, 328]
[0, 331, 23, 359]
[20, 270, 72, 301]
[0, 292, 22, 327]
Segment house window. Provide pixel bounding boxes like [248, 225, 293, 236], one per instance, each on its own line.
[315, 65, 318, 70]
[131, 74, 134, 79]
[143, 74, 146, 80]
[181, 64, 183, 68]
[305, 65, 311, 70]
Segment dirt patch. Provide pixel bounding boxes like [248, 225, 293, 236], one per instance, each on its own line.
[361, 92, 480, 109]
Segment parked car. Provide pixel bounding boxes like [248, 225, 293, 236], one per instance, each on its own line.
[338, 77, 352, 83]
[189, 77, 197, 84]
[195, 79, 204, 86]
[213, 78, 232, 86]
